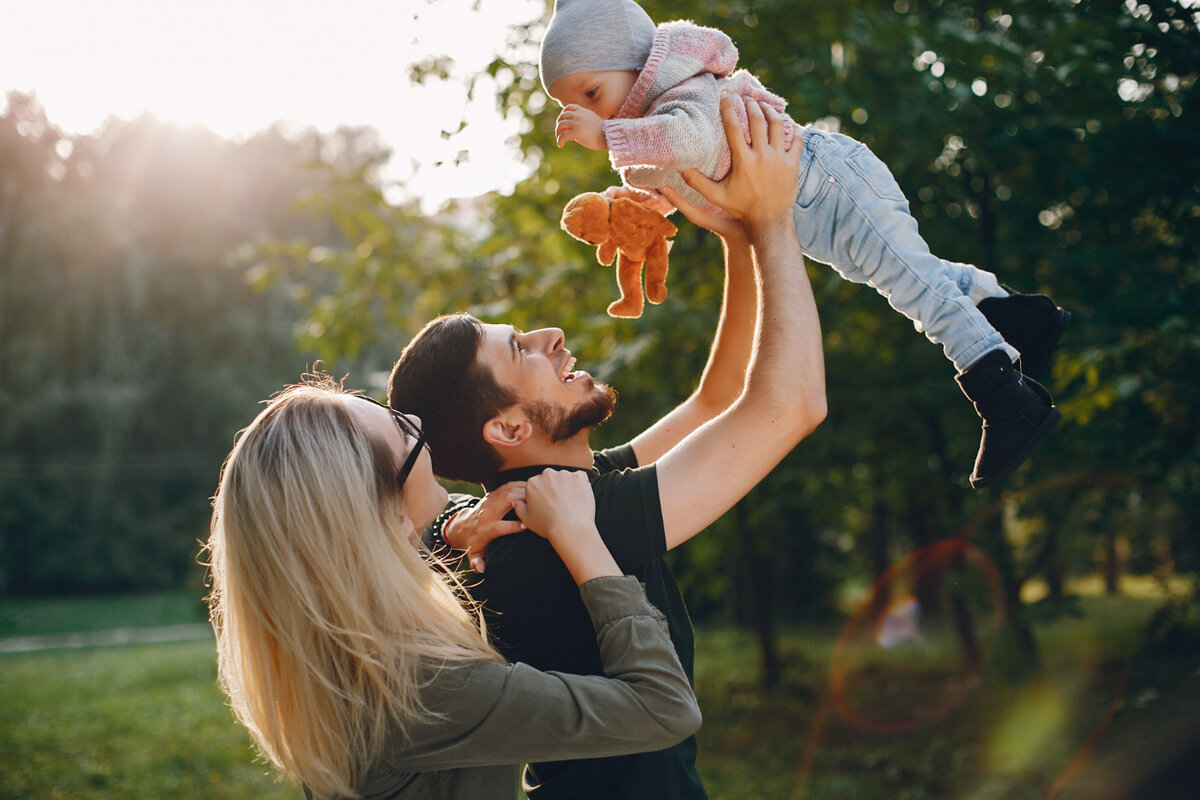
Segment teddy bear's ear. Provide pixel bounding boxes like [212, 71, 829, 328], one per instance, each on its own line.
[561, 192, 610, 241]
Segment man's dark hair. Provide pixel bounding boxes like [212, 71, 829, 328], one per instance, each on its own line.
[387, 314, 516, 485]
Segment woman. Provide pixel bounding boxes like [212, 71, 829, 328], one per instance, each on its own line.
[205, 374, 700, 799]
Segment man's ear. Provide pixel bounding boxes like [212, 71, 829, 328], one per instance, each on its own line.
[482, 406, 533, 450]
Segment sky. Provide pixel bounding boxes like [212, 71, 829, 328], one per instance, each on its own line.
[2, 0, 543, 211]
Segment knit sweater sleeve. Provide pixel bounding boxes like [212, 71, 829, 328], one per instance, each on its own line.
[603, 73, 725, 174]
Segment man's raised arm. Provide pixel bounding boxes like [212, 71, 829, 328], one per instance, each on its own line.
[654, 96, 826, 550]
[628, 220, 758, 466]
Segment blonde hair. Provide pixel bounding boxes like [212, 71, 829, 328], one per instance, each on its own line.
[204, 375, 501, 799]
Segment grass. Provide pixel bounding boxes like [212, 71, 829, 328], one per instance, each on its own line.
[1, 587, 1197, 799]
[0, 589, 208, 638]
[0, 640, 292, 800]
[692, 593, 1199, 800]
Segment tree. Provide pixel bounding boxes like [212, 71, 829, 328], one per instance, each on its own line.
[0, 93, 330, 594]
[251, 0, 1200, 681]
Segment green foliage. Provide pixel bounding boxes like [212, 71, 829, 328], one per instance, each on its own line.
[1144, 582, 1200, 655]
[258, 0, 1199, 645]
[0, 93, 324, 594]
[5, 0, 1197, 667]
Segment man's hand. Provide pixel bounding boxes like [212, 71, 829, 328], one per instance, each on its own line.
[603, 185, 677, 217]
[652, 93, 823, 553]
[670, 96, 801, 237]
[555, 105, 607, 150]
[444, 482, 527, 573]
[656, 183, 747, 245]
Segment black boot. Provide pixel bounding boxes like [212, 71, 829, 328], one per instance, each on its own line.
[977, 287, 1071, 382]
[956, 349, 1061, 488]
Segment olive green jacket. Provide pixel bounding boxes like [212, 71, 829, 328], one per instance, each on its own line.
[344, 576, 701, 800]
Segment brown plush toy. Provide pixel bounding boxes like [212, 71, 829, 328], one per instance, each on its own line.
[560, 192, 677, 318]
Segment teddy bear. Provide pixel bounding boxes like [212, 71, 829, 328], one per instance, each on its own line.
[560, 191, 677, 318]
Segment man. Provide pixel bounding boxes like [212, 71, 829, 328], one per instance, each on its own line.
[389, 98, 824, 800]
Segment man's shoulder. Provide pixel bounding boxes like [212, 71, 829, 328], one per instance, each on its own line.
[591, 443, 639, 473]
[590, 455, 657, 499]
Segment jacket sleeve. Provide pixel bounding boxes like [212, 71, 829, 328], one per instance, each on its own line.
[380, 576, 701, 770]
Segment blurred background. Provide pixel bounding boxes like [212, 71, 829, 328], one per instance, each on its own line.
[1, 0, 1198, 797]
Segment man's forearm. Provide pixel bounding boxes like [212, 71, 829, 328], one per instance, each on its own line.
[652, 98, 825, 550]
[744, 217, 826, 433]
[628, 235, 756, 466]
[694, 232, 757, 411]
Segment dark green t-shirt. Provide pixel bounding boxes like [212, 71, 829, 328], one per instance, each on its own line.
[474, 444, 706, 800]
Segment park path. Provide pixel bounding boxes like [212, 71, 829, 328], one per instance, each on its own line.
[0, 623, 212, 654]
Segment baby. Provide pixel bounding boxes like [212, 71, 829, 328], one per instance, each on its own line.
[539, 0, 1071, 489]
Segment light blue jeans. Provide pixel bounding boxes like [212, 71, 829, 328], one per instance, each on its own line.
[791, 126, 1006, 373]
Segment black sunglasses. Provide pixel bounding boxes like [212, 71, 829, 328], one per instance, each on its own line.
[351, 394, 431, 487]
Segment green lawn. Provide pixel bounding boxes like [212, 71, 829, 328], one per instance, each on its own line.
[0, 639, 292, 800]
[1, 591, 1197, 799]
[0, 589, 208, 638]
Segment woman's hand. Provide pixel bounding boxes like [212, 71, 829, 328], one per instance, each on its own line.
[514, 469, 621, 586]
[444, 482, 527, 573]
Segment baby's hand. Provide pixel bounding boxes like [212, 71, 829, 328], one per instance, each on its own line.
[555, 105, 607, 150]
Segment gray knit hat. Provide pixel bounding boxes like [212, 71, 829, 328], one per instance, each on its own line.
[539, 0, 657, 94]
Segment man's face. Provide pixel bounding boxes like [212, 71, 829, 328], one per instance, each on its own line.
[477, 322, 616, 440]
[548, 69, 640, 120]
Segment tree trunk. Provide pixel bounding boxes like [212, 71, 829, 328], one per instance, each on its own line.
[736, 500, 780, 689]
[948, 543, 984, 674]
[981, 514, 1040, 676]
[1104, 530, 1121, 596]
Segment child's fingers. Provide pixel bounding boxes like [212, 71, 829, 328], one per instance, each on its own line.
[555, 122, 573, 148]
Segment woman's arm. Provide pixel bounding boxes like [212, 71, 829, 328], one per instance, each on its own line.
[381, 471, 699, 770]
[385, 575, 700, 770]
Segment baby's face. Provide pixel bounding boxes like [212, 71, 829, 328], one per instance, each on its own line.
[548, 70, 639, 119]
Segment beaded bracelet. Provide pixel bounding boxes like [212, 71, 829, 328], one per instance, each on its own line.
[430, 496, 481, 551]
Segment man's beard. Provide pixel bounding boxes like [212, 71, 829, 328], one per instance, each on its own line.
[524, 382, 618, 443]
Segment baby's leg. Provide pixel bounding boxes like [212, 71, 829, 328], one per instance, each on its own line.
[791, 133, 1014, 373]
[910, 260, 1006, 331]
[790, 131, 1059, 489]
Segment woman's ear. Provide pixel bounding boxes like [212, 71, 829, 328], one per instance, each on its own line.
[482, 407, 533, 450]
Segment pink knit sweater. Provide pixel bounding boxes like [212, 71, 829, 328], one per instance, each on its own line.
[602, 20, 796, 212]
